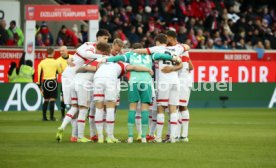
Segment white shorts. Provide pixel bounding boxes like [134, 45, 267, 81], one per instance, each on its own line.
[179, 84, 191, 106]
[157, 83, 180, 106]
[74, 80, 93, 107]
[62, 76, 75, 105]
[93, 77, 117, 102]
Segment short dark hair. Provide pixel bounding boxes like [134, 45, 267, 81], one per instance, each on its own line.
[154, 33, 167, 44]
[96, 29, 111, 38]
[10, 20, 16, 25]
[166, 30, 177, 38]
[26, 60, 33, 67]
[47, 48, 54, 55]
[132, 43, 143, 49]
[96, 42, 111, 55]
[61, 25, 66, 29]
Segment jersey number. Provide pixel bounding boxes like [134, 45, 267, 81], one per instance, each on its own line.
[163, 60, 176, 65]
[133, 55, 151, 64]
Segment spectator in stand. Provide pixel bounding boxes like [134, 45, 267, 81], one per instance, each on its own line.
[205, 10, 222, 32]
[177, 25, 187, 43]
[255, 40, 265, 59]
[60, 0, 276, 50]
[56, 25, 79, 47]
[236, 38, 246, 49]
[125, 26, 140, 44]
[99, 15, 111, 32]
[113, 28, 127, 44]
[72, 24, 83, 43]
[264, 39, 271, 50]
[39, 22, 54, 46]
[35, 33, 45, 47]
[80, 24, 88, 43]
[230, 41, 237, 50]
[214, 37, 224, 49]
[206, 39, 214, 49]
[196, 28, 205, 46]
[6, 20, 24, 46]
[0, 19, 8, 45]
[187, 28, 198, 49]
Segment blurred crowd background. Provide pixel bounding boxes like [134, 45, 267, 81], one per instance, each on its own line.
[0, 0, 275, 50]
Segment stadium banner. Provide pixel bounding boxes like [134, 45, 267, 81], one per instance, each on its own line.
[189, 50, 276, 61]
[24, 5, 99, 64]
[1, 51, 276, 83]
[25, 5, 99, 21]
[0, 83, 275, 111]
[193, 61, 276, 83]
[24, 20, 36, 63]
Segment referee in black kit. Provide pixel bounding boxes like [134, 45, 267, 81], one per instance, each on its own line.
[37, 48, 62, 121]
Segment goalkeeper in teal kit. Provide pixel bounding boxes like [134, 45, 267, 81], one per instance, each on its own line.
[103, 43, 181, 143]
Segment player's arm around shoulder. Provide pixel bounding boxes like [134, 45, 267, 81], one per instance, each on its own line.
[106, 52, 130, 63]
[162, 62, 183, 73]
[126, 64, 154, 76]
[152, 52, 173, 60]
[182, 44, 190, 51]
[76, 62, 99, 73]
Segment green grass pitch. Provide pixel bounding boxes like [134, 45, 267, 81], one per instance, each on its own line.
[0, 108, 275, 168]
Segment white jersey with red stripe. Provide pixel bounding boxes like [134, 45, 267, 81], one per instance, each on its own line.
[74, 61, 99, 83]
[178, 51, 193, 87]
[62, 42, 102, 78]
[167, 43, 187, 56]
[94, 61, 128, 80]
[147, 45, 179, 84]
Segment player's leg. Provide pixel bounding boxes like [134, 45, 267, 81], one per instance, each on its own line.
[94, 79, 105, 143]
[164, 107, 170, 142]
[179, 105, 189, 142]
[179, 87, 191, 142]
[60, 78, 77, 130]
[76, 83, 92, 142]
[104, 80, 119, 143]
[42, 98, 49, 121]
[105, 101, 117, 143]
[148, 106, 152, 131]
[49, 81, 58, 121]
[135, 101, 142, 141]
[148, 98, 157, 141]
[89, 99, 98, 141]
[168, 84, 180, 143]
[148, 80, 155, 135]
[127, 83, 139, 143]
[70, 114, 78, 142]
[60, 91, 66, 120]
[57, 95, 78, 142]
[156, 83, 169, 142]
[69, 83, 79, 141]
[42, 80, 50, 121]
[176, 109, 182, 141]
[139, 82, 152, 143]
